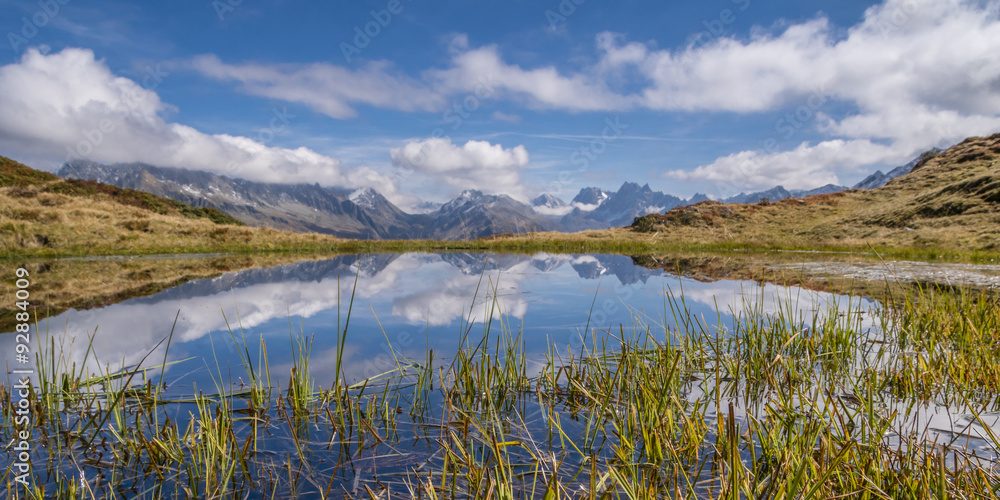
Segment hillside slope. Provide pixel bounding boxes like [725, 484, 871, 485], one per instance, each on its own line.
[627, 133, 1000, 252]
[0, 155, 343, 257]
[58, 160, 422, 239]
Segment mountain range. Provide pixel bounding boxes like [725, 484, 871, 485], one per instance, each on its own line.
[142, 253, 664, 305]
[57, 160, 549, 240]
[57, 150, 941, 240]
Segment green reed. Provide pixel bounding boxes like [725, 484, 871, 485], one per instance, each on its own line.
[3, 274, 1000, 498]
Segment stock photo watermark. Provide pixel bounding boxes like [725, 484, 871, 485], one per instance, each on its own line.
[212, 0, 243, 21]
[545, 0, 587, 31]
[63, 64, 169, 163]
[714, 85, 835, 199]
[874, 0, 922, 38]
[542, 116, 628, 197]
[772, 86, 835, 144]
[223, 106, 297, 176]
[565, 279, 643, 353]
[10, 267, 35, 487]
[7, 0, 71, 52]
[688, 0, 751, 48]
[392, 74, 497, 181]
[340, 0, 414, 63]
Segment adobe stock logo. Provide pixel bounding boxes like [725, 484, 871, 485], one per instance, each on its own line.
[63, 65, 170, 162]
[542, 117, 628, 197]
[687, 0, 751, 48]
[222, 106, 296, 176]
[340, 0, 414, 63]
[212, 0, 243, 21]
[7, 0, 71, 52]
[544, 0, 587, 30]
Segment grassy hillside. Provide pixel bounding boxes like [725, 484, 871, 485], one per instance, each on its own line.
[629, 133, 1000, 252]
[3, 132, 999, 260]
[0, 155, 355, 257]
[485, 133, 1000, 259]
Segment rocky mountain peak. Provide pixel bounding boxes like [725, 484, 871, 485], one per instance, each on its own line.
[571, 187, 611, 206]
[532, 193, 567, 208]
[348, 187, 381, 209]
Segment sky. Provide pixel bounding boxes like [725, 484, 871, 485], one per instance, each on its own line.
[1, 0, 999, 210]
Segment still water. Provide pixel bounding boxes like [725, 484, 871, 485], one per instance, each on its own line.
[6, 252, 1000, 497]
[10, 252, 874, 391]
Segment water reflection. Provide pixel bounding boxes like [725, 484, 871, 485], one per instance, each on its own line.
[4, 253, 872, 389]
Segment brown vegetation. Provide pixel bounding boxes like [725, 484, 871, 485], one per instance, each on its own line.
[0, 155, 351, 257]
[3, 133, 1000, 260]
[627, 133, 1000, 254]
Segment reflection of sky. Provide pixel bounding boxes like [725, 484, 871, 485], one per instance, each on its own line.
[2, 253, 875, 392]
[679, 281, 881, 334]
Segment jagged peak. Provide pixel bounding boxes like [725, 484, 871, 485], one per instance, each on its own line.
[532, 193, 567, 207]
[348, 187, 382, 209]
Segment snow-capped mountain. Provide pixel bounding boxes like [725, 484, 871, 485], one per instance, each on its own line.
[429, 190, 552, 240]
[56, 149, 944, 240]
[531, 193, 572, 216]
[571, 187, 611, 209]
[57, 161, 546, 240]
[559, 182, 685, 229]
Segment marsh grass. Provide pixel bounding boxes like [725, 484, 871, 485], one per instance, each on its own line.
[3, 275, 1000, 498]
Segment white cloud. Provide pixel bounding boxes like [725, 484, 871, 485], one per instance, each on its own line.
[532, 205, 574, 217]
[429, 41, 634, 112]
[9, 0, 999, 201]
[392, 262, 531, 326]
[189, 55, 446, 119]
[532, 201, 601, 217]
[394, 0, 1000, 191]
[626, 18, 835, 113]
[571, 202, 601, 212]
[668, 139, 903, 191]
[390, 137, 530, 200]
[651, 0, 1000, 188]
[0, 47, 398, 197]
[491, 111, 522, 123]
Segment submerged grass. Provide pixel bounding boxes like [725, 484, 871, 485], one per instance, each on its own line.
[3, 275, 1000, 498]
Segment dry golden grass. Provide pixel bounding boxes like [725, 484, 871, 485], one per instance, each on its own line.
[3, 134, 999, 261]
[0, 154, 354, 257]
[617, 134, 1000, 256]
[0, 183, 346, 258]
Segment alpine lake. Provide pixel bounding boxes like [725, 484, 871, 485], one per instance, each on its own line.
[3, 251, 1000, 498]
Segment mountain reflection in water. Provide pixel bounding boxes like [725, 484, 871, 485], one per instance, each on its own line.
[4, 253, 875, 390]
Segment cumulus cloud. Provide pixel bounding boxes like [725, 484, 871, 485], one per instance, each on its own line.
[189, 55, 445, 119]
[0, 47, 397, 196]
[651, 0, 1000, 188]
[668, 139, 902, 192]
[10, 0, 999, 200]
[392, 264, 530, 326]
[179, 0, 1000, 129]
[184, 0, 1000, 193]
[390, 137, 530, 200]
[428, 40, 634, 112]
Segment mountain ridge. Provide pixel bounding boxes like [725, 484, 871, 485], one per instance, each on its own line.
[58, 160, 551, 240]
[55, 149, 945, 240]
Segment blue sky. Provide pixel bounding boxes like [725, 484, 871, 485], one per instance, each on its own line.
[1, 0, 999, 209]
